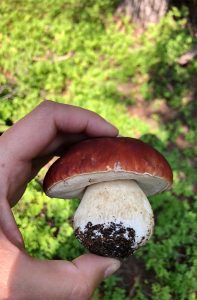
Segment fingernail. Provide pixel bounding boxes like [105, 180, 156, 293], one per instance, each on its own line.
[104, 260, 121, 278]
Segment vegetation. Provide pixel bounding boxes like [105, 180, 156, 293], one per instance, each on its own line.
[0, 1, 196, 299]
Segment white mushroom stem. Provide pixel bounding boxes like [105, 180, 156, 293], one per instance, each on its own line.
[74, 179, 154, 249]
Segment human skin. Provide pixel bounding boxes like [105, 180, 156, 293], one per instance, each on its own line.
[0, 100, 121, 300]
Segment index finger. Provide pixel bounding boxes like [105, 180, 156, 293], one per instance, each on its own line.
[1, 100, 118, 161]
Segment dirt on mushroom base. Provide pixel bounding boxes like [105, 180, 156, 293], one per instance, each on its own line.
[75, 221, 137, 258]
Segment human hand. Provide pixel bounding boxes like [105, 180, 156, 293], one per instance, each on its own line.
[0, 100, 120, 300]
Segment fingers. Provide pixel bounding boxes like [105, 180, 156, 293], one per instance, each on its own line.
[0, 101, 118, 205]
[39, 132, 88, 157]
[1, 100, 118, 162]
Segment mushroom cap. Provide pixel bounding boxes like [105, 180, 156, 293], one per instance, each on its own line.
[43, 137, 173, 198]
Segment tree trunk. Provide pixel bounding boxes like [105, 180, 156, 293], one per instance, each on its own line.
[116, 0, 169, 26]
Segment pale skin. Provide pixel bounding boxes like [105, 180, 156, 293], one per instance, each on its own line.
[0, 100, 121, 300]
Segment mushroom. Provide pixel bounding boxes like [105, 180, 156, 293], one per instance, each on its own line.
[43, 137, 173, 258]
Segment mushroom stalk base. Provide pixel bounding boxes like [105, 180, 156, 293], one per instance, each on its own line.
[74, 180, 154, 258]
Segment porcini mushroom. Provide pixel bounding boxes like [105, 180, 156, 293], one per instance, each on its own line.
[43, 137, 173, 258]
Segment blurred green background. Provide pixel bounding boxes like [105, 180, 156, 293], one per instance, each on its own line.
[0, 0, 196, 299]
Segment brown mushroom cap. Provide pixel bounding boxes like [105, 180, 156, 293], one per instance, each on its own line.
[43, 137, 173, 199]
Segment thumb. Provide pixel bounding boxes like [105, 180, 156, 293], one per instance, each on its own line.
[14, 253, 121, 300]
[73, 254, 121, 295]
